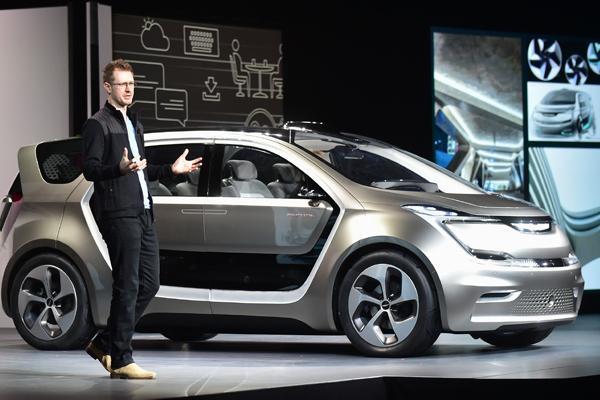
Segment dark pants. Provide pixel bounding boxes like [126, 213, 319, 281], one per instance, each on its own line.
[95, 210, 160, 369]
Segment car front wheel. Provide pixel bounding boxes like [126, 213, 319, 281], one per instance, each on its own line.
[480, 328, 554, 348]
[338, 250, 441, 357]
[10, 254, 95, 350]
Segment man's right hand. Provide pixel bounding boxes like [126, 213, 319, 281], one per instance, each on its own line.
[119, 148, 147, 174]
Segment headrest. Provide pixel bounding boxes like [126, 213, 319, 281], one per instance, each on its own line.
[273, 163, 302, 183]
[187, 169, 200, 186]
[226, 160, 257, 180]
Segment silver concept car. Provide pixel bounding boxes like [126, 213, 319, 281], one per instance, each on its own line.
[1, 124, 584, 356]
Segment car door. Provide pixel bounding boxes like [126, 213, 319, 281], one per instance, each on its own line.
[143, 142, 213, 312]
[201, 142, 336, 292]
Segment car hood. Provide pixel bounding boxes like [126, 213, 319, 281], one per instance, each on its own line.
[359, 190, 548, 218]
[534, 103, 574, 113]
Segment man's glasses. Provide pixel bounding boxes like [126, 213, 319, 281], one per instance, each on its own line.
[111, 81, 136, 88]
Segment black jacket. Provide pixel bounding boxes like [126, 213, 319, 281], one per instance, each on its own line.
[82, 101, 173, 219]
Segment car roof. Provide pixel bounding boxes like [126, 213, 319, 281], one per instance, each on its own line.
[142, 123, 369, 146]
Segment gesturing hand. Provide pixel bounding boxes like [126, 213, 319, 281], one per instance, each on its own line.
[171, 148, 203, 175]
[119, 147, 147, 175]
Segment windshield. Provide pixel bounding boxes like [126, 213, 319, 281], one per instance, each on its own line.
[292, 131, 484, 194]
[542, 90, 576, 105]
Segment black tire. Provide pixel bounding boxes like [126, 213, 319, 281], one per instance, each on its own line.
[480, 328, 553, 348]
[10, 253, 96, 350]
[337, 250, 441, 357]
[161, 330, 217, 342]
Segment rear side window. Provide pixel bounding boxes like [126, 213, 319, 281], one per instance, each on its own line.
[36, 138, 83, 184]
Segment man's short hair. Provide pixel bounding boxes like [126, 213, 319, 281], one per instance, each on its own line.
[103, 59, 134, 83]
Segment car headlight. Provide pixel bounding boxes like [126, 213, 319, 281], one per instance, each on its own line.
[403, 205, 577, 268]
[402, 205, 459, 217]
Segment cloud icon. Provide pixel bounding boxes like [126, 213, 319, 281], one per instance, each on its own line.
[141, 18, 170, 52]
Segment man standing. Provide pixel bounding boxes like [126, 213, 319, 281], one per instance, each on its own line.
[82, 59, 201, 379]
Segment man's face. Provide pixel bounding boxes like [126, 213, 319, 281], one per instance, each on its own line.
[104, 69, 134, 107]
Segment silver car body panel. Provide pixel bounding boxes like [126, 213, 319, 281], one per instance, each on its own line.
[2, 129, 584, 335]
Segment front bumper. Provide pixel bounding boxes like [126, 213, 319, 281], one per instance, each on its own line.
[408, 210, 585, 333]
[533, 118, 575, 135]
[440, 260, 583, 332]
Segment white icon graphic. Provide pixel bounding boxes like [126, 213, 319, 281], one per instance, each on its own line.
[155, 88, 188, 126]
[202, 76, 221, 102]
[128, 60, 165, 106]
[528, 39, 562, 81]
[229, 39, 283, 99]
[140, 18, 170, 52]
[587, 42, 600, 75]
[565, 55, 588, 85]
[244, 108, 277, 127]
[183, 25, 220, 58]
[229, 39, 250, 97]
[270, 43, 283, 99]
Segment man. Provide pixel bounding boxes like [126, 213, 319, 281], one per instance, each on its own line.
[82, 59, 201, 379]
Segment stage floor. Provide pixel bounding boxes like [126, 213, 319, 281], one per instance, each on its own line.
[0, 315, 599, 399]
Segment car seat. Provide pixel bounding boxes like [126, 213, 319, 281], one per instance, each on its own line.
[221, 160, 273, 198]
[174, 169, 199, 196]
[267, 163, 303, 198]
[148, 180, 172, 196]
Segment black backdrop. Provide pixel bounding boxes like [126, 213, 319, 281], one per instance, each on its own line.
[4, 1, 600, 162]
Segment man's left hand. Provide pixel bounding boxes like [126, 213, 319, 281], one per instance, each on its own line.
[171, 148, 203, 175]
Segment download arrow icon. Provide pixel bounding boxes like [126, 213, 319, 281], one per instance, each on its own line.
[205, 76, 218, 93]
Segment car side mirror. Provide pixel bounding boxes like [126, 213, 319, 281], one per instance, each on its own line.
[298, 186, 326, 199]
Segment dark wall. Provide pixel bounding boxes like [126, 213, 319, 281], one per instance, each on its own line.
[3, 2, 600, 160]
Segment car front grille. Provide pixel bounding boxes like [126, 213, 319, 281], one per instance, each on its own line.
[513, 288, 575, 315]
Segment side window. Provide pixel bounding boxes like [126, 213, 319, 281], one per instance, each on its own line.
[37, 138, 83, 184]
[218, 145, 306, 199]
[145, 144, 206, 197]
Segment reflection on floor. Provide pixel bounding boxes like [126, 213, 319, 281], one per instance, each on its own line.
[0, 315, 599, 399]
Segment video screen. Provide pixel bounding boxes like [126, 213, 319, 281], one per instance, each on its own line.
[529, 147, 600, 289]
[433, 32, 524, 198]
[526, 38, 600, 143]
[434, 30, 600, 291]
[112, 14, 283, 130]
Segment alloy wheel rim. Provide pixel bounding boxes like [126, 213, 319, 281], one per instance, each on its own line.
[348, 263, 419, 347]
[18, 265, 77, 340]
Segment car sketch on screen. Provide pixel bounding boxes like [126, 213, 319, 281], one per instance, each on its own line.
[532, 89, 595, 137]
[1, 123, 584, 357]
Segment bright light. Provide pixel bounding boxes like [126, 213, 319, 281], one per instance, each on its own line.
[403, 205, 458, 217]
[510, 222, 551, 232]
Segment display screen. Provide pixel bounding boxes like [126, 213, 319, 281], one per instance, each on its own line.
[112, 14, 283, 130]
[526, 38, 600, 143]
[433, 30, 600, 290]
[529, 147, 600, 289]
[433, 32, 524, 198]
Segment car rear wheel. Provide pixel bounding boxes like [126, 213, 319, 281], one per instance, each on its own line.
[480, 328, 553, 348]
[338, 250, 441, 357]
[161, 330, 217, 342]
[10, 254, 95, 350]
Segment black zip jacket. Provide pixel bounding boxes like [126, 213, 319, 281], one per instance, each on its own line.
[82, 101, 173, 219]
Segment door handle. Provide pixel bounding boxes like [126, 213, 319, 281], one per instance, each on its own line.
[181, 209, 204, 215]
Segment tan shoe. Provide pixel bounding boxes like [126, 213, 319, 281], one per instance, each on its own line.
[85, 341, 112, 373]
[110, 363, 156, 380]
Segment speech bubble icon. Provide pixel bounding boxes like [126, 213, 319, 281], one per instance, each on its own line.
[129, 60, 165, 104]
[155, 88, 188, 127]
